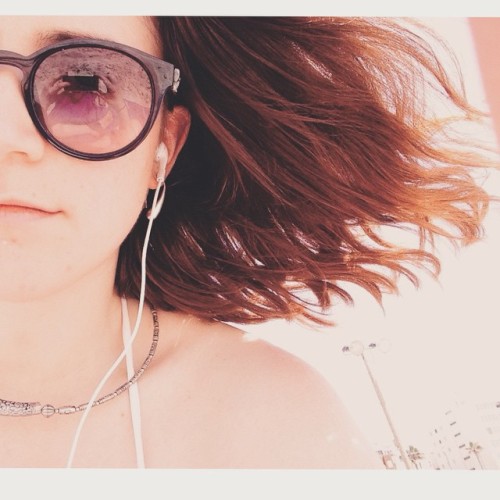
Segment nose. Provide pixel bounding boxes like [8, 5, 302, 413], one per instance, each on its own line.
[0, 65, 46, 162]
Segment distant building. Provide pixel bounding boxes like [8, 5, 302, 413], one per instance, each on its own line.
[474, 400, 500, 465]
[427, 400, 500, 470]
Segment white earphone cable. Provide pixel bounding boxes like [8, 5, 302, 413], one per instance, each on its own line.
[65, 179, 164, 468]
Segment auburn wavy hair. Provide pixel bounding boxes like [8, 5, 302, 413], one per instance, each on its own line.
[116, 17, 492, 325]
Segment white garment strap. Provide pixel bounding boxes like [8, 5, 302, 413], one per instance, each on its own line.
[121, 297, 146, 468]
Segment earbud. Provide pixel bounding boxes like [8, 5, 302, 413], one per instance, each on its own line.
[154, 142, 169, 185]
[147, 143, 169, 220]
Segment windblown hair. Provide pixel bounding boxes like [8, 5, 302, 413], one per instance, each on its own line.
[116, 17, 492, 324]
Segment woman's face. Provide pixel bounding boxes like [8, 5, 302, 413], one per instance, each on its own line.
[0, 16, 187, 301]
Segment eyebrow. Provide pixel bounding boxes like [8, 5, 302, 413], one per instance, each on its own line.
[31, 24, 163, 56]
[34, 30, 114, 48]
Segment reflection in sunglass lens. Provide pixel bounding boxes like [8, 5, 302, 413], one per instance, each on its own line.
[32, 47, 153, 155]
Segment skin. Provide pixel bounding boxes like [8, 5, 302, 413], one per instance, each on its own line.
[0, 16, 381, 468]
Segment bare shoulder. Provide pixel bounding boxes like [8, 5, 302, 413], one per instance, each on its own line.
[142, 310, 381, 468]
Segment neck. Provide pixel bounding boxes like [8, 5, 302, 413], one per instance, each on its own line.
[0, 264, 125, 400]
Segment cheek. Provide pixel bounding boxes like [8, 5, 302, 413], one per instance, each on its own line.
[70, 168, 149, 248]
[64, 127, 159, 254]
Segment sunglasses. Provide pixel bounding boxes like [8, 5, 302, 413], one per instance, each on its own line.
[0, 38, 180, 161]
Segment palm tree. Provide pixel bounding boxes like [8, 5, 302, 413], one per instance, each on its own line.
[406, 445, 424, 469]
[466, 441, 484, 470]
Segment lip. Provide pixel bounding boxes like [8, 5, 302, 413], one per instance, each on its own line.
[0, 199, 60, 221]
[0, 198, 58, 212]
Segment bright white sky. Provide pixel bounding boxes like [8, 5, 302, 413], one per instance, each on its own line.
[243, 18, 500, 451]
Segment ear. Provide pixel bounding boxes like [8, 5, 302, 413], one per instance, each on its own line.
[148, 105, 191, 189]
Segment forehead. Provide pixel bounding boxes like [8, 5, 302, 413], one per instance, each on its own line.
[0, 16, 160, 55]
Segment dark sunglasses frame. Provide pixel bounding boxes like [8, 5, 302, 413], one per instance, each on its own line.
[0, 38, 181, 161]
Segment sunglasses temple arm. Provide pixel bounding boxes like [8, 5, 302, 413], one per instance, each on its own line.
[0, 51, 34, 79]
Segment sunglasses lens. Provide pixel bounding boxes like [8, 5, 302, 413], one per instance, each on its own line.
[32, 46, 153, 156]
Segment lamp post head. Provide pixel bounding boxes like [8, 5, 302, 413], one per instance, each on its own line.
[348, 340, 365, 356]
[342, 339, 391, 356]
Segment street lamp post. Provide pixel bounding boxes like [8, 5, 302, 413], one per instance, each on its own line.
[342, 340, 412, 470]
